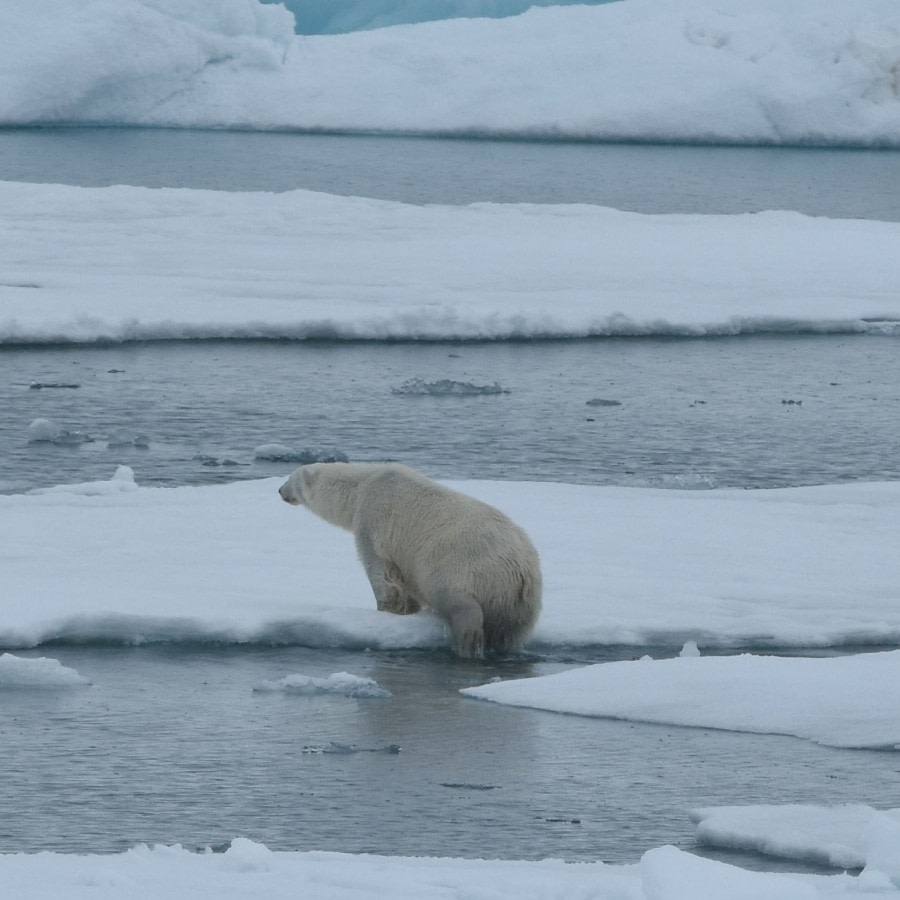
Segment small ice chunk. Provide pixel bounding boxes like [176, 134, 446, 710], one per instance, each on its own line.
[253, 443, 303, 462]
[107, 427, 138, 447]
[679, 641, 701, 657]
[27, 418, 60, 442]
[253, 671, 391, 698]
[253, 444, 348, 464]
[0, 653, 90, 688]
[392, 378, 509, 396]
[54, 429, 93, 446]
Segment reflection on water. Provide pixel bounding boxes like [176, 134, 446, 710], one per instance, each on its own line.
[3, 645, 897, 868]
[1, 336, 899, 494]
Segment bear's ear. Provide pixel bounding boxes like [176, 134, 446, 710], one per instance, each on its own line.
[298, 465, 318, 498]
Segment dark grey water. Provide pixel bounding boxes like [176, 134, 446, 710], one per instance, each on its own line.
[2, 127, 900, 219]
[3, 645, 897, 870]
[2, 336, 899, 495]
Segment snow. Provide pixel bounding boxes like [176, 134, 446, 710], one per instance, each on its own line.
[3, 180, 900, 345]
[3, 472, 900, 652]
[462, 651, 900, 749]
[2, 838, 899, 900]
[690, 805, 900, 871]
[253, 671, 391, 697]
[0, 652, 90, 688]
[2, 0, 900, 145]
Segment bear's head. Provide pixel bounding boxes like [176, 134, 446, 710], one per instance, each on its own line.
[278, 466, 315, 506]
[278, 462, 363, 532]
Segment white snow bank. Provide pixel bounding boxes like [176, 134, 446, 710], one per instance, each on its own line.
[0, 839, 895, 900]
[690, 805, 900, 871]
[253, 671, 391, 697]
[2, 0, 900, 146]
[0, 653, 90, 688]
[463, 651, 900, 749]
[2, 474, 899, 652]
[2, 181, 900, 345]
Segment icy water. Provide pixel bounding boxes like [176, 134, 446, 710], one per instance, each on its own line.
[2, 129, 899, 872]
[5, 644, 899, 870]
[2, 127, 900, 218]
[3, 336, 900, 495]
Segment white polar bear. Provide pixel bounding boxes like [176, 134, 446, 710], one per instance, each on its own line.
[279, 462, 542, 658]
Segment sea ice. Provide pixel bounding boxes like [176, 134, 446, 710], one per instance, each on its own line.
[0, 839, 893, 899]
[3, 475, 900, 653]
[392, 378, 510, 396]
[28, 465, 138, 497]
[253, 444, 348, 464]
[253, 671, 391, 698]
[463, 651, 900, 749]
[3, 181, 900, 345]
[0, 652, 89, 687]
[27, 418, 60, 442]
[690, 804, 900, 870]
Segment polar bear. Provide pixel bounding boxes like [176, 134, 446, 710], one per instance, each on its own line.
[278, 462, 542, 658]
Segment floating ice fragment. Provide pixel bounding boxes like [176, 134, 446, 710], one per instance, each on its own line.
[27, 417, 60, 442]
[302, 742, 401, 754]
[392, 378, 509, 396]
[27, 418, 94, 445]
[679, 641, 701, 657]
[29, 382, 80, 390]
[108, 430, 151, 449]
[440, 783, 499, 791]
[253, 444, 349, 464]
[0, 653, 90, 688]
[586, 398, 622, 407]
[253, 671, 391, 698]
[54, 429, 94, 446]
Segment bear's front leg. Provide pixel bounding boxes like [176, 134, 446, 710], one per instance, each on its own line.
[383, 563, 423, 615]
[355, 531, 420, 614]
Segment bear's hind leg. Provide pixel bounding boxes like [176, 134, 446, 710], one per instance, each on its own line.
[436, 591, 484, 659]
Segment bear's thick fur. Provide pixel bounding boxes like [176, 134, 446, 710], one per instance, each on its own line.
[279, 462, 542, 658]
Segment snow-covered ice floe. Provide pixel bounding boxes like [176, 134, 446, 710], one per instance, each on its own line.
[1, 838, 898, 899]
[0, 653, 89, 688]
[2, 473, 900, 652]
[690, 804, 900, 871]
[2, 181, 900, 345]
[463, 651, 900, 749]
[253, 672, 390, 698]
[2, 0, 900, 147]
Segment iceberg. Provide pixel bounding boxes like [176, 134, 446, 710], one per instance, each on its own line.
[2, 0, 900, 145]
[0, 652, 90, 687]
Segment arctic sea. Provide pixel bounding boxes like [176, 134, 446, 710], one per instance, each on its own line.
[2, 128, 899, 873]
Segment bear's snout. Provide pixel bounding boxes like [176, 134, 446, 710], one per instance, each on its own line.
[278, 480, 300, 505]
